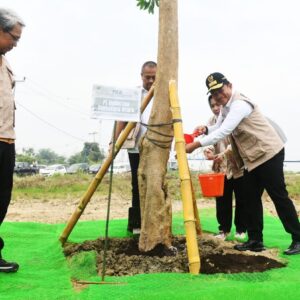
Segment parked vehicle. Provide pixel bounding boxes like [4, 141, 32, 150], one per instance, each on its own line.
[89, 163, 101, 174]
[66, 163, 89, 174]
[14, 162, 38, 176]
[112, 163, 130, 174]
[39, 164, 67, 176]
[36, 164, 47, 172]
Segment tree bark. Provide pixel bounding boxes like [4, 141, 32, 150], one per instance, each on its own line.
[138, 0, 178, 252]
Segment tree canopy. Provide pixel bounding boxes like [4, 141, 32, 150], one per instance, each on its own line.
[16, 143, 105, 165]
[136, 0, 159, 14]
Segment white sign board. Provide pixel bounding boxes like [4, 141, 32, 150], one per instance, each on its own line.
[91, 85, 141, 122]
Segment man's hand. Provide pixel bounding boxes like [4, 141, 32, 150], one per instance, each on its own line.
[193, 125, 207, 136]
[185, 141, 201, 153]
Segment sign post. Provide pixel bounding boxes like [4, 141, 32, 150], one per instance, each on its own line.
[91, 85, 141, 122]
[91, 84, 141, 282]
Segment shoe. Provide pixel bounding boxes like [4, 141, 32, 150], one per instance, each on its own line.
[234, 240, 265, 252]
[132, 228, 141, 235]
[0, 258, 19, 273]
[127, 225, 141, 234]
[214, 231, 229, 241]
[127, 207, 141, 233]
[235, 232, 246, 240]
[284, 241, 300, 255]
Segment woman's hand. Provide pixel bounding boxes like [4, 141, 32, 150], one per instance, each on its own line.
[214, 153, 225, 164]
[203, 148, 214, 160]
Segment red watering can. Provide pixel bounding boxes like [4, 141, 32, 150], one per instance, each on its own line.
[184, 131, 200, 144]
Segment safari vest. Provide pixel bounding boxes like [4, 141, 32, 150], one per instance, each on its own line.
[228, 91, 283, 171]
[0, 55, 16, 139]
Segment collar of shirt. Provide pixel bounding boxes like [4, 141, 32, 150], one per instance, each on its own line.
[141, 86, 148, 95]
[221, 88, 235, 117]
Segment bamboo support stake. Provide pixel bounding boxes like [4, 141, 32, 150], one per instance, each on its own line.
[169, 80, 200, 275]
[190, 175, 202, 235]
[59, 86, 155, 245]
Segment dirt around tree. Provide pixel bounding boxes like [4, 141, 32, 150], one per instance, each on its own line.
[63, 233, 286, 276]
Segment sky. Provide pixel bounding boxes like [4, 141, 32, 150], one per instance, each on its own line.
[1, 0, 300, 168]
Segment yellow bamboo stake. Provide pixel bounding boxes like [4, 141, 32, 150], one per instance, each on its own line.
[59, 86, 155, 245]
[190, 175, 202, 236]
[169, 80, 200, 275]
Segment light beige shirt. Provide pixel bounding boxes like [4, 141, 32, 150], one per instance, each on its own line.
[128, 87, 153, 153]
[0, 55, 15, 139]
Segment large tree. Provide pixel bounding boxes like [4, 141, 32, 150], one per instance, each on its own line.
[68, 142, 104, 164]
[137, 0, 178, 252]
[36, 148, 65, 165]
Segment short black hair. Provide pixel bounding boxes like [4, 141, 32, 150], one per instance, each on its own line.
[141, 61, 157, 74]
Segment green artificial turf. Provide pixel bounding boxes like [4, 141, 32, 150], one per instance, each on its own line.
[1, 209, 300, 300]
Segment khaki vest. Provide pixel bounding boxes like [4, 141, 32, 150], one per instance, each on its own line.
[0, 55, 15, 139]
[229, 91, 283, 171]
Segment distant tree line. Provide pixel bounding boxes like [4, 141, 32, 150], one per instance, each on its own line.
[16, 142, 105, 166]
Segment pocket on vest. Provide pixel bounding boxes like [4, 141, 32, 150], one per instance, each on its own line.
[240, 136, 266, 162]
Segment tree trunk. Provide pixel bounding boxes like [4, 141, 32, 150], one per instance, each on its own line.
[138, 0, 178, 252]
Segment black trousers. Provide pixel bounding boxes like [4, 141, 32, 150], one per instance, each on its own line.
[0, 142, 15, 254]
[243, 148, 300, 242]
[216, 176, 247, 233]
[127, 152, 141, 229]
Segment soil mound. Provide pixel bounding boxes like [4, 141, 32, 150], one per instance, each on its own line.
[63, 234, 286, 276]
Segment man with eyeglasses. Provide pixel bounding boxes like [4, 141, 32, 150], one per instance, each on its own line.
[109, 61, 157, 234]
[0, 8, 25, 273]
[186, 72, 300, 256]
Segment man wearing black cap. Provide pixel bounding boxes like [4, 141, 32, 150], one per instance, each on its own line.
[186, 72, 300, 255]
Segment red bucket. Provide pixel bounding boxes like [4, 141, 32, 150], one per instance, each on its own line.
[198, 173, 225, 197]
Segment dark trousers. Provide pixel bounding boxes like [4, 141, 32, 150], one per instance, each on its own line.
[216, 176, 247, 233]
[127, 152, 141, 229]
[0, 142, 15, 254]
[243, 148, 300, 242]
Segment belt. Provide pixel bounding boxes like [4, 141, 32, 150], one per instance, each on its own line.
[0, 138, 15, 144]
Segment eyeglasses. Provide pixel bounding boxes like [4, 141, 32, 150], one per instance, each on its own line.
[143, 75, 156, 80]
[6, 31, 21, 42]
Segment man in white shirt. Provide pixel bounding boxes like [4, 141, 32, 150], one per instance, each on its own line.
[186, 72, 300, 255]
[110, 61, 156, 234]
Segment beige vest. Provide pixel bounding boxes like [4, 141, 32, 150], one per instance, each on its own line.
[229, 91, 283, 171]
[0, 55, 15, 139]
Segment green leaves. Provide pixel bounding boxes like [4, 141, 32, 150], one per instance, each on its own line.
[136, 0, 159, 14]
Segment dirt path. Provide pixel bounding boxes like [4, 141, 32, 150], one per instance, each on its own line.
[6, 193, 300, 224]
[7, 196, 210, 224]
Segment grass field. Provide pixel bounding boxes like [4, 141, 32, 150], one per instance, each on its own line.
[12, 171, 300, 201]
[1, 171, 299, 299]
[1, 211, 300, 300]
